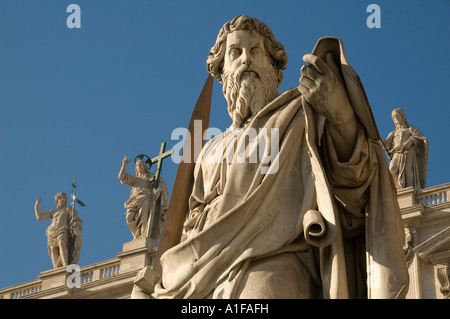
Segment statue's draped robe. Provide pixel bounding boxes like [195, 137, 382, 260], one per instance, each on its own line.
[153, 37, 409, 299]
[40, 207, 82, 266]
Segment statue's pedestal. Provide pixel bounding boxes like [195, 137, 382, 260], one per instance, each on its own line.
[116, 237, 157, 274]
[122, 237, 158, 251]
[131, 266, 161, 298]
[38, 267, 68, 291]
[118, 237, 160, 299]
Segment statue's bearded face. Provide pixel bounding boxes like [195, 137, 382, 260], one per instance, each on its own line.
[222, 30, 279, 128]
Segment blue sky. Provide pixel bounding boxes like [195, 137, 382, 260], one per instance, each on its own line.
[0, 0, 449, 289]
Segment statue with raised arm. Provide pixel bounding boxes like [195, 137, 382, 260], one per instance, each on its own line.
[118, 155, 168, 242]
[35, 192, 82, 268]
[384, 108, 428, 190]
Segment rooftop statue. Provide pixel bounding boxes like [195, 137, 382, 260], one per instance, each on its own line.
[384, 108, 429, 190]
[118, 154, 169, 243]
[35, 192, 82, 268]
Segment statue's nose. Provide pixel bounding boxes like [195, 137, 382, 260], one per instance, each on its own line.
[241, 50, 252, 66]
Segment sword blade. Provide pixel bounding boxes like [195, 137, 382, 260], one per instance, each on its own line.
[153, 74, 213, 275]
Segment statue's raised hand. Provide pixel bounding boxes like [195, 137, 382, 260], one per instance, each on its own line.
[122, 155, 131, 166]
[299, 53, 355, 125]
[298, 52, 358, 161]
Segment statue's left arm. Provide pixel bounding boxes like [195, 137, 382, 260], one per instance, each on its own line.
[299, 52, 373, 223]
[297, 38, 409, 297]
[402, 126, 425, 152]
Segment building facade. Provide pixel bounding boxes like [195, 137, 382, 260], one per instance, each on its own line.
[1, 183, 449, 299]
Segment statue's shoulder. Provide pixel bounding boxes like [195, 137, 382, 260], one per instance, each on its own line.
[201, 131, 228, 155]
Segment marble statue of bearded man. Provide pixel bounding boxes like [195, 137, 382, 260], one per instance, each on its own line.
[152, 15, 409, 299]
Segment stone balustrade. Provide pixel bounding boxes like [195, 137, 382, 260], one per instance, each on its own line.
[417, 183, 450, 207]
[0, 258, 122, 299]
[397, 182, 450, 211]
[99, 262, 120, 279]
[7, 281, 42, 299]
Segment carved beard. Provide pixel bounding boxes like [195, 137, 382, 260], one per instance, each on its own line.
[222, 64, 279, 128]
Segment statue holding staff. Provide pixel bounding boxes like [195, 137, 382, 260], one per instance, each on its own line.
[35, 192, 82, 268]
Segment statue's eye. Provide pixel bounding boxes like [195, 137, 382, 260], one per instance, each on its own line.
[251, 47, 261, 56]
[229, 48, 241, 58]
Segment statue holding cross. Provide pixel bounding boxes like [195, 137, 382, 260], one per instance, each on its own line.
[118, 143, 171, 244]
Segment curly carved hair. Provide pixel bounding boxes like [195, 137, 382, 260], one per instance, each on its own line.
[206, 15, 287, 86]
